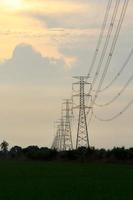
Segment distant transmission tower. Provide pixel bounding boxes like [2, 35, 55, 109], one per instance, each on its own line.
[59, 117, 66, 151]
[51, 125, 60, 151]
[52, 118, 65, 151]
[73, 76, 91, 149]
[62, 99, 73, 150]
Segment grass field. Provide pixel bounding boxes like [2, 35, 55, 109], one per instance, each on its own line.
[0, 161, 133, 200]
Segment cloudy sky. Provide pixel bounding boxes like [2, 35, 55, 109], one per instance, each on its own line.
[0, 0, 132, 148]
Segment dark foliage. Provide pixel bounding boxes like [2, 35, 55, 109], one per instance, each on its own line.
[1, 142, 133, 163]
[10, 146, 23, 158]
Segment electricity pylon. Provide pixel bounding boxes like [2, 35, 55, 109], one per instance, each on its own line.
[73, 76, 92, 149]
[62, 99, 73, 150]
[51, 118, 65, 151]
[59, 117, 66, 151]
[51, 125, 60, 151]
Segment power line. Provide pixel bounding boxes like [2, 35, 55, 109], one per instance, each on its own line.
[99, 48, 133, 92]
[91, 0, 121, 90]
[86, 0, 129, 125]
[93, 98, 133, 121]
[87, 0, 113, 77]
[96, 0, 129, 94]
[95, 67, 133, 107]
[90, 0, 129, 108]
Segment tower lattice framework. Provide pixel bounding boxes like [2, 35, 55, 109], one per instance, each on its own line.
[51, 125, 60, 151]
[73, 76, 91, 149]
[62, 99, 73, 150]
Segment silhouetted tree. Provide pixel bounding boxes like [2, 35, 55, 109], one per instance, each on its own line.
[0, 141, 133, 163]
[22, 146, 39, 159]
[0, 141, 9, 153]
[127, 148, 133, 160]
[112, 147, 128, 160]
[10, 146, 22, 158]
[39, 147, 57, 160]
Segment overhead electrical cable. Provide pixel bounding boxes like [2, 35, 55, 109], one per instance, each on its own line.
[93, 98, 133, 121]
[86, 0, 121, 118]
[87, 0, 130, 124]
[95, 0, 129, 94]
[95, 71, 133, 107]
[87, 0, 113, 77]
[90, 0, 121, 90]
[91, 0, 129, 105]
[99, 48, 133, 92]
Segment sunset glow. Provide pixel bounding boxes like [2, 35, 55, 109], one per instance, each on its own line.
[3, 0, 24, 10]
[0, 0, 132, 148]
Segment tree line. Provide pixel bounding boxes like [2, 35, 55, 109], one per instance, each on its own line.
[1, 140, 133, 163]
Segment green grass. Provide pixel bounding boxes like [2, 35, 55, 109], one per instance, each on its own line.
[0, 161, 133, 200]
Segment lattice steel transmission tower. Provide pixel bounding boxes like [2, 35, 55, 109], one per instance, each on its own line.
[73, 76, 92, 149]
[51, 125, 60, 151]
[51, 117, 65, 151]
[62, 99, 73, 150]
[59, 117, 66, 151]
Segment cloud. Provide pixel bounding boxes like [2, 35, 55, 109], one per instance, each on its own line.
[6, 0, 104, 31]
[0, 44, 72, 85]
[0, 44, 73, 147]
[22, 0, 103, 29]
[30, 13, 100, 29]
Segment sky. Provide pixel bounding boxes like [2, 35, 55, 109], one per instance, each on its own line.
[0, 0, 132, 149]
